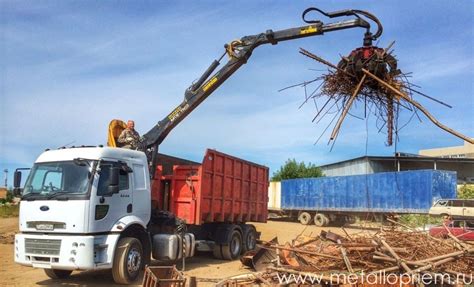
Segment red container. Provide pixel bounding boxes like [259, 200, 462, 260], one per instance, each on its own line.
[151, 149, 269, 225]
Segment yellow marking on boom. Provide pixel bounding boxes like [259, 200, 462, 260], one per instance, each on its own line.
[202, 77, 218, 92]
[300, 26, 317, 35]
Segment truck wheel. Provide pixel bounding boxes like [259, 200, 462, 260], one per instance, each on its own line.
[44, 269, 72, 279]
[112, 237, 143, 284]
[298, 212, 312, 225]
[213, 230, 242, 260]
[241, 225, 257, 254]
[314, 213, 329, 227]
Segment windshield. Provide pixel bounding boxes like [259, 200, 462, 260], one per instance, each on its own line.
[23, 160, 93, 198]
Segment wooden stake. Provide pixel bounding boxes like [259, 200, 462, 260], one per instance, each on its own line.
[330, 74, 367, 140]
[362, 68, 474, 144]
[379, 239, 413, 273]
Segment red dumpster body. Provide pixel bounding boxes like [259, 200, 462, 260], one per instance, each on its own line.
[151, 149, 269, 225]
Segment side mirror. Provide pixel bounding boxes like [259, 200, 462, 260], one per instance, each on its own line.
[13, 171, 23, 197]
[107, 167, 120, 194]
[14, 171, 22, 188]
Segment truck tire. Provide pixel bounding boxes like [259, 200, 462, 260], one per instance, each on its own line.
[314, 213, 329, 227]
[44, 269, 72, 279]
[213, 229, 242, 260]
[241, 225, 257, 254]
[112, 237, 143, 284]
[298, 212, 312, 225]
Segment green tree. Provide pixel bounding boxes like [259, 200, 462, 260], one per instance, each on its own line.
[271, 159, 324, 181]
[458, 184, 474, 199]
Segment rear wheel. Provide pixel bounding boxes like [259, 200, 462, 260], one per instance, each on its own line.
[44, 269, 72, 279]
[298, 212, 312, 225]
[112, 237, 143, 284]
[213, 229, 242, 260]
[314, 213, 329, 227]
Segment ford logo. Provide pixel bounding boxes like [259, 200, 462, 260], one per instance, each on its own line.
[40, 206, 49, 211]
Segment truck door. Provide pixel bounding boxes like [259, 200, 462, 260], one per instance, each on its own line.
[89, 161, 133, 233]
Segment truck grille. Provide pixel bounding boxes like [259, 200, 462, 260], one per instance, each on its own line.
[25, 238, 61, 256]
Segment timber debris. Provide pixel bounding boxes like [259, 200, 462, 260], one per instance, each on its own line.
[220, 224, 473, 286]
[286, 44, 473, 147]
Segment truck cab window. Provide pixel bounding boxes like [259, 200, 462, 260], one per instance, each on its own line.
[463, 200, 474, 207]
[23, 161, 92, 196]
[43, 171, 63, 191]
[97, 162, 129, 196]
[435, 200, 447, 207]
[452, 200, 464, 207]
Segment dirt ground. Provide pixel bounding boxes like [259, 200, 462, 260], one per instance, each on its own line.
[0, 217, 367, 286]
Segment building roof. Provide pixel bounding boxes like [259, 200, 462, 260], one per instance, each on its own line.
[319, 155, 474, 168]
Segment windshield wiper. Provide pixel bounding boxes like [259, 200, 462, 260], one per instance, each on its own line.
[47, 192, 70, 200]
[21, 193, 40, 201]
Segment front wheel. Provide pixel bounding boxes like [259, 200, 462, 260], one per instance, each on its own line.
[112, 237, 143, 284]
[44, 269, 72, 279]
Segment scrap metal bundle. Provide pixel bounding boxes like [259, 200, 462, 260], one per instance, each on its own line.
[219, 225, 473, 286]
[292, 44, 474, 146]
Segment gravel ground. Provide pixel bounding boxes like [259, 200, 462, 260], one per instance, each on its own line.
[0, 217, 364, 286]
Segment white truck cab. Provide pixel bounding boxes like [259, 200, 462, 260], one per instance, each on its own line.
[429, 199, 474, 219]
[14, 147, 152, 283]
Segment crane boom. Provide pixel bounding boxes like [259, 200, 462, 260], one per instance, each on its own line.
[138, 7, 384, 175]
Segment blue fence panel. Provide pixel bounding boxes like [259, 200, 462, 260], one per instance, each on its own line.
[281, 170, 457, 213]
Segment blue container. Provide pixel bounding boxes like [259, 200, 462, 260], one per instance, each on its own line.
[281, 170, 457, 213]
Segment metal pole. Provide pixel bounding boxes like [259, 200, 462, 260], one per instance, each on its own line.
[3, 169, 7, 188]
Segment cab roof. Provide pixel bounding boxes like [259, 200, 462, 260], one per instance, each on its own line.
[36, 147, 147, 163]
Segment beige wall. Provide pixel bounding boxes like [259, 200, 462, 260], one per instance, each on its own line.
[419, 140, 474, 158]
[268, 182, 281, 210]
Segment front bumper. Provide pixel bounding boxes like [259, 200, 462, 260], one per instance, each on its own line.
[14, 233, 119, 271]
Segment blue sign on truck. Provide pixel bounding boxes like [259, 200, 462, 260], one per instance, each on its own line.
[278, 170, 457, 226]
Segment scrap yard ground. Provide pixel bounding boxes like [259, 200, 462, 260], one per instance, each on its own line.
[0, 217, 363, 286]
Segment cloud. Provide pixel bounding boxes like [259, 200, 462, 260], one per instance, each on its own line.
[400, 44, 473, 82]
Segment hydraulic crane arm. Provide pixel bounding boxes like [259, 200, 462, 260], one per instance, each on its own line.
[141, 7, 384, 173]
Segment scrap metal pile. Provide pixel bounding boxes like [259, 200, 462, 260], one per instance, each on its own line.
[218, 223, 473, 286]
[290, 44, 474, 147]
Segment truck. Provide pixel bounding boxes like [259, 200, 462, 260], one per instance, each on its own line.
[13, 6, 387, 284]
[268, 170, 457, 226]
[428, 198, 474, 219]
